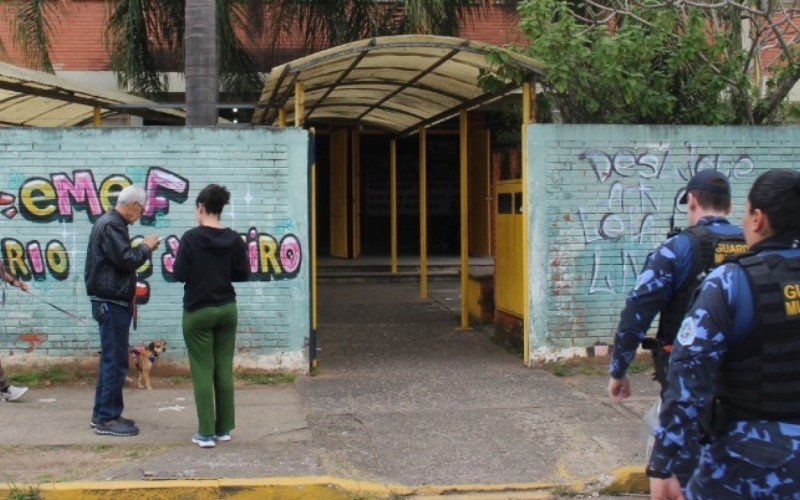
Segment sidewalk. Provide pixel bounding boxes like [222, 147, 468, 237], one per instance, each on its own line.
[0, 280, 654, 497]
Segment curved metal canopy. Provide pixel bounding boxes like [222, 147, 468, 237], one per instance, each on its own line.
[252, 35, 546, 136]
[0, 61, 184, 127]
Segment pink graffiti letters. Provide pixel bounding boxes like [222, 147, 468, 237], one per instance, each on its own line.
[246, 228, 302, 280]
[278, 234, 301, 275]
[16, 167, 188, 224]
[0, 192, 17, 219]
[51, 170, 103, 221]
[4, 167, 188, 299]
[160, 228, 302, 282]
[1, 238, 69, 281]
[160, 235, 181, 281]
[141, 167, 189, 225]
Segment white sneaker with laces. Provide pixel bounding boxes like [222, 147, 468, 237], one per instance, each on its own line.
[1, 385, 28, 402]
[192, 433, 215, 448]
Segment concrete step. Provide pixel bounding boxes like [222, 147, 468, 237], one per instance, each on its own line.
[318, 272, 463, 283]
[318, 264, 493, 282]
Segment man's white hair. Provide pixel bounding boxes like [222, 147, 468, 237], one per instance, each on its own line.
[116, 185, 146, 207]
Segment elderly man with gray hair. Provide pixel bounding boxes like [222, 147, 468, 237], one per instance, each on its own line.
[85, 185, 160, 437]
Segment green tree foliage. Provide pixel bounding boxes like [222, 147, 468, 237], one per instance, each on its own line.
[266, 0, 485, 51]
[485, 0, 800, 125]
[2, 0, 68, 73]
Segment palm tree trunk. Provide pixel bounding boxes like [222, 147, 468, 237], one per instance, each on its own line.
[185, 0, 218, 125]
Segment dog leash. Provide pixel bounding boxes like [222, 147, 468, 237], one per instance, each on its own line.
[0, 259, 87, 324]
[0, 260, 88, 324]
[22, 289, 89, 324]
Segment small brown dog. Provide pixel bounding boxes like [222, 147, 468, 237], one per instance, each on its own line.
[128, 340, 167, 389]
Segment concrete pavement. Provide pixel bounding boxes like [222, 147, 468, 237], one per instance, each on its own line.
[0, 279, 653, 497]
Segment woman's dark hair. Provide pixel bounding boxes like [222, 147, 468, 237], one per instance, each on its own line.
[748, 169, 800, 233]
[196, 184, 230, 216]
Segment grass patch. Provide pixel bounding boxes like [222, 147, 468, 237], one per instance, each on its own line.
[540, 354, 654, 378]
[8, 363, 97, 387]
[599, 484, 649, 495]
[627, 359, 651, 374]
[168, 374, 192, 385]
[235, 371, 295, 385]
[551, 486, 580, 497]
[8, 365, 91, 388]
[5, 484, 41, 500]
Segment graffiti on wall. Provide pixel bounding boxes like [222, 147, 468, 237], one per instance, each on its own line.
[575, 146, 755, 295]
[2, 167, 303, 302]
[161, 228, 302, 281]
[6, 167, 189, 224]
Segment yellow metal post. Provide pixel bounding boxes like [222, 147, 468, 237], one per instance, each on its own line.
[390, 138, 398, 273]
[419, 127, 428, 299]
[294, 82, 305, 127]
[459, 110, 469, 330]
[351, 130, 361, 257]
[93, 107, 102, 127]
[311, 128, 318, 332]
[278, 108, 287, 127]
[521, 82, 534, 364]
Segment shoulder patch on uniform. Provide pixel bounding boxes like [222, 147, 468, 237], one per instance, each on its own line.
[676, 317, 696, 346]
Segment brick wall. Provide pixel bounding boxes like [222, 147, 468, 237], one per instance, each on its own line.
[0, 1, 522, 71]
[0, 1, 110, 71]
[0, 127, 310, 371]
[526, 125, 798, 362]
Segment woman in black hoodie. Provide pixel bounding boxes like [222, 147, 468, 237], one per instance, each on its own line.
[173, 184, 249, 448]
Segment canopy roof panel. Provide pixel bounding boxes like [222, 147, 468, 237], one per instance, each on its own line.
[252, 35, 546, 136]
[0, 61, 185, 126]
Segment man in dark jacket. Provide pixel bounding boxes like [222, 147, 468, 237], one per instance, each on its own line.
[85, 185, 160, 436]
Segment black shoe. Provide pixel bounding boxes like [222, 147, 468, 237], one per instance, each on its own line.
[94, 418, 139, 437]
[90, 415, 135, 429]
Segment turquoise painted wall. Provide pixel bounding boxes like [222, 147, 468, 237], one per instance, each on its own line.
[0, 127, 310, 371]
[526, 125, 800, 358]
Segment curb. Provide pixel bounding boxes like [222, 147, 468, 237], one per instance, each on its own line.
[605, 465, 649, 495]
[0, 469, 648, 499]
[0, 476, 559, 499]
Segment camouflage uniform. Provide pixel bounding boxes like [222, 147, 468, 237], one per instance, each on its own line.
[609, 216, 742, 484]
[648, 237, 800, 499]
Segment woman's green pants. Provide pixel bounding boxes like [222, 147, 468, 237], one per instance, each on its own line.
[182, 302, 238, 436]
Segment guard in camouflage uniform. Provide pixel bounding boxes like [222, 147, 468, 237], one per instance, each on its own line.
[608, 170, 744, 485]
[648, 168, 800, 500]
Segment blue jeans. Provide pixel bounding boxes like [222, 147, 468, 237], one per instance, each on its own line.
[91, 301, 132, 422]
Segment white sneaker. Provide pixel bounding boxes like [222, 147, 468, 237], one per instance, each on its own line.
[192, 433, 216, 448]
[1, 385, 28, 402]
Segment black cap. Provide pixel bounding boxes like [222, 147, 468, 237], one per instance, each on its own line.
[679, 170, 731, 204]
